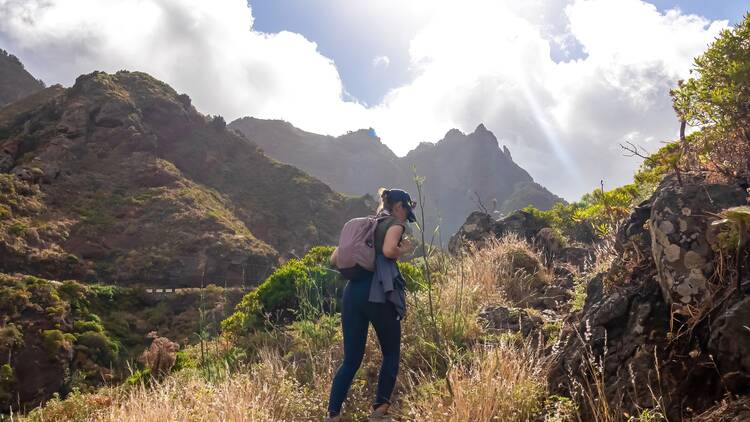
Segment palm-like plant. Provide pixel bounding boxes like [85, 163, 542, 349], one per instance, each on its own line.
[712, 205, 750, 294]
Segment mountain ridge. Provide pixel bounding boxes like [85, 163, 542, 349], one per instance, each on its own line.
[0, 70, 372, 288]
[230, 116, 562, 238]
[0, 49, 45, 108]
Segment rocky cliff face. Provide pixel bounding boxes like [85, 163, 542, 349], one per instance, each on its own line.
[0, 49, 44, 108]
[0, 71, 372, 287]
[549, 174, 750, 420]
[229, 117, 562, 239]
[451, 173, 750, 420]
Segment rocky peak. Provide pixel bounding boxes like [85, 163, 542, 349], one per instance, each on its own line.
[503, 145, 512, 159]
[0, 49, 45, 108]
[473, 123, 490, 135]
[230, 117, 562, 240]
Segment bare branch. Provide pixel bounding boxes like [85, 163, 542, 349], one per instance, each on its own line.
[471, 191, 489, 214]
[619, 141, 658, 166]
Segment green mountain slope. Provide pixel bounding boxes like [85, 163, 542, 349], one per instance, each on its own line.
[0, 71, 372, 287]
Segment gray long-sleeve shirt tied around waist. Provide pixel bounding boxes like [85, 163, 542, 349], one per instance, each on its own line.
[369, 253, 407, 320]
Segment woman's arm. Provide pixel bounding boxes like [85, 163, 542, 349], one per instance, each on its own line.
[330, 247, 339, 267]
[382, 225, 411, 259]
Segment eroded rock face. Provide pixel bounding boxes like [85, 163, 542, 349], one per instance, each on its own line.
[549, 173, 750, 420]
[448, 210, 549, 253]
[447, 211, 494, 251]
[688, 396, 750, 422]
[139, 334, 180, 376]
[649, 175, 745, 315]
[708, 297, 750, 392]
[478, 305, 542, 336]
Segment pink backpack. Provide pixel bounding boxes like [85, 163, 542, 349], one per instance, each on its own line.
[336, 215, 387, 279]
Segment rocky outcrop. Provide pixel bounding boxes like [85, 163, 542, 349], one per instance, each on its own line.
[139, 333, 180, 376]
[708, 297, 750, 392]
[689, 396, 750, 421]
[448, 209, 550, 252]
[0, 49, 44, 108]
[649, 174, 745, 315]
[479, 305, 542, 336]
[550, 173, 750, 420]
[230, 117, 563, 239]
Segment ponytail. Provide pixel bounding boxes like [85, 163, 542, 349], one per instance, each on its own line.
[376, 187, 391, 214]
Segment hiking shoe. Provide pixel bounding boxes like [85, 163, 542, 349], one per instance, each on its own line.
[367, 409, 391, 422]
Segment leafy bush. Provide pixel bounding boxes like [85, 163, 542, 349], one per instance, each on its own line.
[524, 140, 678, 241]
[399, 261, 426, 292]
[172, 351, 197, 372]
[41, 329, 75, 357]
[126, 368, 152, 386]
[75, 331, 120, 365]
[73, 319, 105, 334]
[671, 12, 750, 178]
[222, 247, 345, 336]
[223, 245, 429, 337]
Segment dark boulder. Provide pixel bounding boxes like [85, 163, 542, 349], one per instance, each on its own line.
[550, 173, 749, 420]
[708, 297, 750, 393]
[649, 174, 745, 315]
[478, 305, 542, 336]
[448, 209, 548, 253]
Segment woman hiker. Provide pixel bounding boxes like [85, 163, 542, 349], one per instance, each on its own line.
[326, 188, 417, 422]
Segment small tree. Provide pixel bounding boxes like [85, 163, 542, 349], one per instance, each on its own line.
[670, 13, 750, 178]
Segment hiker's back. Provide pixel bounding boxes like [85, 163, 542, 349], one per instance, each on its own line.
[335, 216, 380, 279]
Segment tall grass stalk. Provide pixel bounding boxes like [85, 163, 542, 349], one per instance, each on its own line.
[412, 170, 454, 397]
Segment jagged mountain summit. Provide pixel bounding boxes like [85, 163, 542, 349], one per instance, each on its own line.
[0, 49, 45, 107]
[230, 117, 562, 238]
[0, 71, 372, 287]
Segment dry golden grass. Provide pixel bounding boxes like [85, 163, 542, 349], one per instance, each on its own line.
[456, 235, 552, 307]
[400, 340, 551, 421]
[26, 349, 325, 422]
[21, 236, 575, 422]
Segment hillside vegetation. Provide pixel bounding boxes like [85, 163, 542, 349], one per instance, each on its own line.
[0, 70, 372, 287]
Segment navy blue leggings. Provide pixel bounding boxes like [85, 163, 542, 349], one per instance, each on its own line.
[327, 276, 401, 416]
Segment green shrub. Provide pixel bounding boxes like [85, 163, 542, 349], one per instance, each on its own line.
[126, 368, 152, 386]
[223, 247, 346, 336]
[41, 329, 75, 356]
[287, 314, 341, 354]
[8, 221, 27, 236]
[399, 261, 426, 292]
[0, 323, 23, 349]
[523, 140, 676, 241]
[570, 279, 588, 313]
[172, 350, 197, 372]
[0, 363, 15, 403]
[671, 13, 750, 177]
[73, 319, 105, 334]
[75, 331, 119, 364]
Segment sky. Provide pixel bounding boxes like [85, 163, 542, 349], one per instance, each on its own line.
[0, 0, 747, 200]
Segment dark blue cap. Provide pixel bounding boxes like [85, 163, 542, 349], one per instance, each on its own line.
[386, 189, 417, 222]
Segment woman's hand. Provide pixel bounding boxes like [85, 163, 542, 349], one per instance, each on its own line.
[397, 238, 415, 257]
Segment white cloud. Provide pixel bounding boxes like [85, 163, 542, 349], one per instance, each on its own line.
[371, 0, 726, 197]
[372, 55, 390, 68]
[0, 0, 371, 135]
[0, 0, 729, 199]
